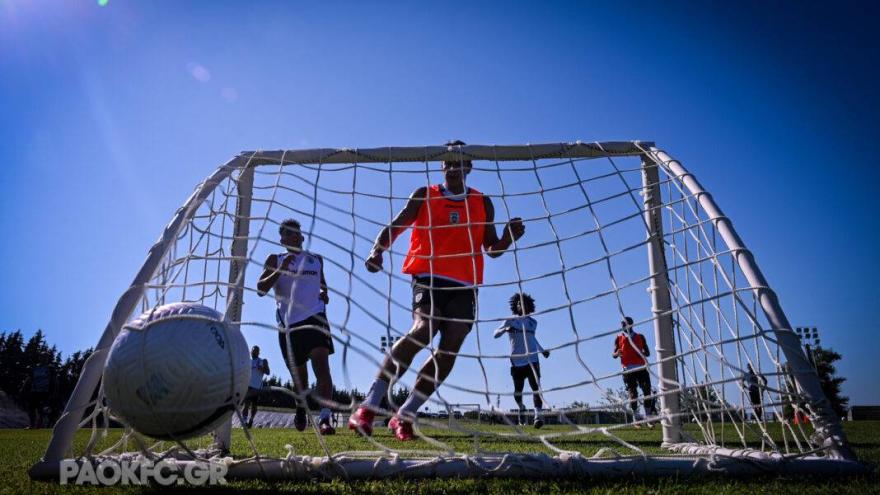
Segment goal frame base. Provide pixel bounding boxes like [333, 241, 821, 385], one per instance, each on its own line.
[30, 450, 870, 482]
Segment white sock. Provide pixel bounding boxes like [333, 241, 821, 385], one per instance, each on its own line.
[319, 408, 331, 422]
[363, 379, 389, 409]
[399, 392, 427, 419]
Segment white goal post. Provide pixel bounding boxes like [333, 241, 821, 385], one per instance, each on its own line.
[30, 141, 864, 480]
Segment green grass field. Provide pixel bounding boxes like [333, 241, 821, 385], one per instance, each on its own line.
[2, 422, 877, 494]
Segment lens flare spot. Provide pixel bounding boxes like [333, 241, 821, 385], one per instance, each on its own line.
[186, 62, 212, 83]
[221, 87, 238, 103]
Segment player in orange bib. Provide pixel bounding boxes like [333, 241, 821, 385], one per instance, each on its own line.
[612, 317, 657, 426]
[349, 141, 525, 440]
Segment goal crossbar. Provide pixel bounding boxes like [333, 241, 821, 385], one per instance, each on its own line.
[241, 141, 654, 166]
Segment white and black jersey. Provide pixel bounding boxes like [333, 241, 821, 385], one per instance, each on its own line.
[249, 357, 267, 389]
[494, 316, 544, 367]
[273, 251, 325, 327]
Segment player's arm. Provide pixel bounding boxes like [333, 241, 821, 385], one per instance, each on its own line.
[493, 322, 511, 338]
[319, 255, 329, 304]
[257, 254, 281, 296]
[482, 196, 525, 258]
[365, 187, 427, 272]
[537, 337, 550, 358]
[639, 335, 651, 358]
[538, 341, 550, 358]
[612, 337, 621, 359]
[262, 359, 270, 375]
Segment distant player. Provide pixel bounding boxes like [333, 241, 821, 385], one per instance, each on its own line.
[349, 140, 526, 441]
[242, 345, 270, 428]
[22, 365, 56, 429]
[743, 363, 767, 422]
[257, 218, 336, 435]
[494, 293, 550, 428]
[612, 317, 657, 426]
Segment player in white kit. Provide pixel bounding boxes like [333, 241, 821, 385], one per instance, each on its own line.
[257, 219, 336, 435]
[242, 345, 270, 428]
[494, 293, 550, 428]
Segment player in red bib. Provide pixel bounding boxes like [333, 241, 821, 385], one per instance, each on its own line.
[349, 141, 525, 440]
[612, 317, 657, 426]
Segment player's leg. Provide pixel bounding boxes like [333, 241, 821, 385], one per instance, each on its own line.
[250, 391, 259, 428]
[623, 372, 640, 424]
[749, 386, 762, 421]
[385, 322, 469, 441]
[279, 329, 310, 431]
[309, 346, 335, 434]
[289, 361, 309, 430]
[352, 316, 438, 435]
[360, 315, 435, 411]
[637, 369, 656, 416]
[243, 389, 256, 427]
[385, 314, 436, 383]
[525, 363, 544, 428]
[359, 279, 438, 413]
[242, 395, 250, 424]
[395, 284, 475, 421]
[511, 367, 526, 424]
[401, 321, 469, 418]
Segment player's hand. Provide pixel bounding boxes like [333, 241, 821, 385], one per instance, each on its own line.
[279, 254, 296, 272]
[612, 350, 620, 359]
[365, 249, 384, 272]
[542, 350, 550, 359]
[320, 291, 330, 304]
[504, 217, 525, 242]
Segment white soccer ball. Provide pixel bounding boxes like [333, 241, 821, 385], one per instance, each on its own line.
[103, 302, 249, 440]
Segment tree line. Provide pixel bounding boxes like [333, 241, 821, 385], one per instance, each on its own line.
[0, 329, 410, 425]
[0, 330, 92, 426]
[0, 329, 850, 425]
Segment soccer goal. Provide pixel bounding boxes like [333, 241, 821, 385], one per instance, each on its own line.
[30, 141, 866, 480]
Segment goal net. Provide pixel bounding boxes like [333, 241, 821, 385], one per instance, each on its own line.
[31, 142, 864, 480]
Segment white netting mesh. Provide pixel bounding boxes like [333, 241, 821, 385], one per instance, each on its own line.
[35, 142, 859, 480]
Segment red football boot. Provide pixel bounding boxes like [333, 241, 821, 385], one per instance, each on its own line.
[388, 416, 415, 441]
[348, 407, 375, 436]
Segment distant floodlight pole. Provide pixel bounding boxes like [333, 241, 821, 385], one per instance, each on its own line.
[795, 327, 821, 371]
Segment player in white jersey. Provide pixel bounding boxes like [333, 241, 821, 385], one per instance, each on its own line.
[257, 218, 336, 435]
[494, 293, 550, 428]
[242, 345, 270, 428]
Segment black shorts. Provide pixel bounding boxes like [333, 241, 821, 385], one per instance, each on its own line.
[279, 312, 334, 367]
[623, 367, 651, 392]
[411, 276, 476, 325]
[748, 386, 761, 405]
[510, 362, 541, 381]
[245, 387, 262, 401]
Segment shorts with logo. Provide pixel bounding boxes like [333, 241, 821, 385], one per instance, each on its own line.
[411, 276, 476, 326]
[278, 312, 334, 367]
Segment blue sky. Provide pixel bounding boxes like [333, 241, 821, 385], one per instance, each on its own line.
[1, 1, 878, 407]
